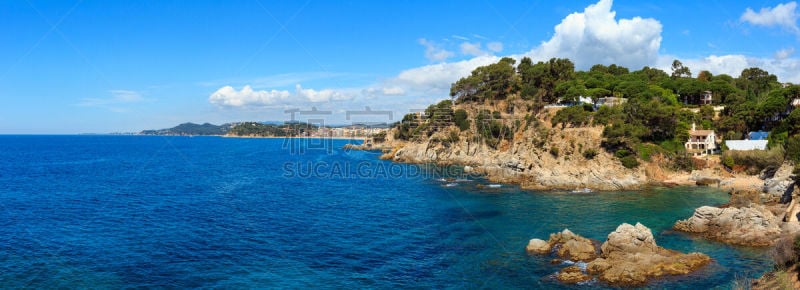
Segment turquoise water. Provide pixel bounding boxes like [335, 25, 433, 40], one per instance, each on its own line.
[0, 135, 771, 288]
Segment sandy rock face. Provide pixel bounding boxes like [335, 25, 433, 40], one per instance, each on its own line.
[527, 223, 710, 287]
[784, 186, 800, 222]
[673, 205, 782, 247]
[763, 163, 797, 202]
[384, 126, 648, 191]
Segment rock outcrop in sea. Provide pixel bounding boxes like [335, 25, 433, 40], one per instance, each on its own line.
[674, 172, 800, 248]
[673, 205, 783, 247]
[525, 229, 598, 261]
[527, 223, 711, 286]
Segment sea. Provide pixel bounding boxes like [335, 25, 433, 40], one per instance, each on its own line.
[0, 135, 772, 288]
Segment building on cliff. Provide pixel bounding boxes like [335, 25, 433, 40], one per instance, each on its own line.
[594, 97, 627, 109]
[725, 140, 768, 151]
[685, 123, 717, 156]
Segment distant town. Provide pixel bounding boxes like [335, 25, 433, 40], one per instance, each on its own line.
[138, 121, 389, 139]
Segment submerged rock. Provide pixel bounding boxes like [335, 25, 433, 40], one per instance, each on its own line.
[528, 223, 710, 287]
[673, 205, 782, 247]
[556, 265, 591, 284]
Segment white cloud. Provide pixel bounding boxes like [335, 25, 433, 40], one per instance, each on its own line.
[209, 85, 290, 107]
[418, 38, 454, 62]
[487, 41, 503, 53]
[527, 0, 662, 70]
[109, 90, 144, 102]
[657, 54, 800, 83]
[660, 55, 749, 78]
[208, 85, 354, 108]
[460, 42, 487, 57]
[381, 87, 406, 95]
[389, 55, 500, 94]
[360, 86, 406, 98]
[776, 47, 796, 60]
[740, 2, 800, 34]
[208, 0, 800, 118]
[295, 84, 351, 102]
[78, 90, 149, 112]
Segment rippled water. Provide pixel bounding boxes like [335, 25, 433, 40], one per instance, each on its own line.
[0, 135, 772, 288]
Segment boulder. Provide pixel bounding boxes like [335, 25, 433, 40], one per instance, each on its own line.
[784, 186, 800, 222]
[547, 229, 598, 261]
[763, 163, 797, 203]
[556, 265, 591, 284]
[695, 177, 720, 186]
[600, 222, 659, 254]
[525, 229, 598, 261]
[674, 205, 782, 247]
[588, 223, 711, 286]
[526, 238, 550, 254]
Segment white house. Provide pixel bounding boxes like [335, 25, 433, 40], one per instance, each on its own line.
[685, 123, 717, 156]
[725, 140, 768, 151]
[700, 91, 713, 105]
[595, 97, 627, 108]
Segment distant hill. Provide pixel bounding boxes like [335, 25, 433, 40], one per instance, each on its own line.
[139, 122, 233, 136]
[227, 121, 319, 137]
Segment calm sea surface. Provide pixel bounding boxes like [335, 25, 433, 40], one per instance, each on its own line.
[0, 135, 772, 288]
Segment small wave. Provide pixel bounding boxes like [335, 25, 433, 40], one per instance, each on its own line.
[560, 260, 588, 271]
[444, 183, 459, 187]
[487, 184, 502, 188]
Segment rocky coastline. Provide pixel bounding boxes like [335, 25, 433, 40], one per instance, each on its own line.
[673, 163, 799, 247]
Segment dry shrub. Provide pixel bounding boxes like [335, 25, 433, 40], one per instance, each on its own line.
[722, 147, 785, 175]
[692, 158, 709, 169]
[771, 234, 800, 269]
[729, 189, 762, 207]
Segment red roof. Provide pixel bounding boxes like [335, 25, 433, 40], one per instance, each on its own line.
[690, 130, 714, 136]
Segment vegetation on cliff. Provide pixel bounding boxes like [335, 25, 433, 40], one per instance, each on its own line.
[390, 56, 800, 171]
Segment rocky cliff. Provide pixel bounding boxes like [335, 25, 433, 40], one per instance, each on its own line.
[376, 105, 648, 190]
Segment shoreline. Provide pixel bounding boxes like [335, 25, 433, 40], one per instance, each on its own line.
[348, 141, 767, 193]
[221, 135, 368, 140]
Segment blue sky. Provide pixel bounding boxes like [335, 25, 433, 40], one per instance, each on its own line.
[2, 0, 800, 133]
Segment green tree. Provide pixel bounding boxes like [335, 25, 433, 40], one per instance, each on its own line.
[453, 109, 470, 131]
[671, 59, 691, 78]
[451, 57, 519, 103]
[551, 104, 594, 129]
[697, 70, 712, 82]
[518, 57, 576, 104]
[736, 67, 778, 100]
